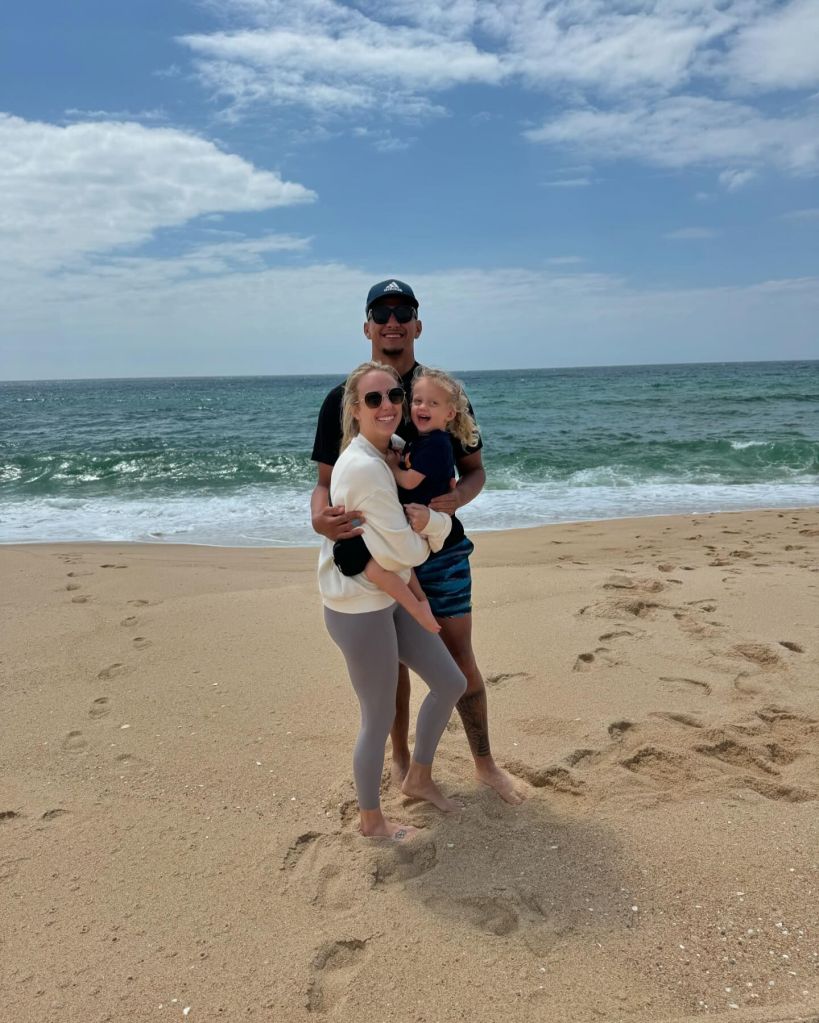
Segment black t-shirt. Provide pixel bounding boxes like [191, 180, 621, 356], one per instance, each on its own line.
[396, 430, 454, 506]
[311, 363, 482, 467]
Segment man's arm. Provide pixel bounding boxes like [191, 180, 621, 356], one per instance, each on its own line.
[310, 462, 365, 541]
[428, 450, 485, 516]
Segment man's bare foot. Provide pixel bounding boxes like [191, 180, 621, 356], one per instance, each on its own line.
[402, 767, 461, 813]
[410, 599, 441, 634]
[475, 759, 527, 805]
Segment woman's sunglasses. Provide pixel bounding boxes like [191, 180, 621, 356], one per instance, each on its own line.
[368, 304, 416, 325]
[361, 387, 405, 409]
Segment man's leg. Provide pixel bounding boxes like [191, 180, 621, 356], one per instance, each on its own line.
[390, 662, 411, 786]
[437, 613, 526, 805]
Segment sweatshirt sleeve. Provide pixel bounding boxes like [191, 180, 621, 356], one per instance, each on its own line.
[351, 466, 451, 572]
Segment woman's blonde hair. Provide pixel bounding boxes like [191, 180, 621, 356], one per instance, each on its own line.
[412, 366, 480, 448]
[340, 361, 404, 451]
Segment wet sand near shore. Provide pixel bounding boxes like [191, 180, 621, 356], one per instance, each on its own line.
[1, 507, 818, 1023]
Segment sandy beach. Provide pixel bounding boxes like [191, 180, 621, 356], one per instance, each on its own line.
[1, 508, 818, 1023]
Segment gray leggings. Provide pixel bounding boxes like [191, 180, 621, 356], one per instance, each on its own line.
[324, 603, 467, 811]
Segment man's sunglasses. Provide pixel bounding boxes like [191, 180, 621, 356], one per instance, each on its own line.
[361, 387, 405, 409]
[368, 304, 416, 325]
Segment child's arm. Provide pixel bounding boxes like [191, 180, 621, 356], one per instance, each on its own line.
[386, 448, 426, 491]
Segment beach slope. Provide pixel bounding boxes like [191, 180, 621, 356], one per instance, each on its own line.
[1, 508, 818, 1022]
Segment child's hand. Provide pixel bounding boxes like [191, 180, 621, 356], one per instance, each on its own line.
[386, 447, 401, 470]
[404, 503, 430, 533]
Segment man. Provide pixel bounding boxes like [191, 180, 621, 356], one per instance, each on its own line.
[310, 279, 524, 804]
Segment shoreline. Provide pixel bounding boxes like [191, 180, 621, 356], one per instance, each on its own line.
[2, 502, 818, 552]
[2, 506, 818, 1022]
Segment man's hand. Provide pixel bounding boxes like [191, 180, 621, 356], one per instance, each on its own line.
[312, 503, 365, 541]
[428, 479, 460, 516]
[404, 503, 431, 533]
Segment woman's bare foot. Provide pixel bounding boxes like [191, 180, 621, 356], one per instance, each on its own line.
[402, 762, 461, 812]
[410, 599, 441, 634]
[475, 757, 527, 805]
[359, 808, 419, 841]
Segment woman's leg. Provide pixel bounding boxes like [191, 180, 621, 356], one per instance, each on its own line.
[323, 606, 417, 838]
[393, 606, 467, 811]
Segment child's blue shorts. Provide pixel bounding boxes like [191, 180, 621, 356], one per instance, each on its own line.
[414, 536, 475, 619]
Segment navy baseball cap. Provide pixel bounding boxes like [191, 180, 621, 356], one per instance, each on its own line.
[365, 279, 418, 312]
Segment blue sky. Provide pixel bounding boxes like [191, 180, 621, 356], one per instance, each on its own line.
[1, 0, 817, 379]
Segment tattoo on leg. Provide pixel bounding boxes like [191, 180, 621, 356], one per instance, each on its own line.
[456, 690, 491, 758]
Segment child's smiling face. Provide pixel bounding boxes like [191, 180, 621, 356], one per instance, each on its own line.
[410, 378, 456, 435]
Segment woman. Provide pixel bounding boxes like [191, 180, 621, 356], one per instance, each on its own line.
[318, 361, 467, 841]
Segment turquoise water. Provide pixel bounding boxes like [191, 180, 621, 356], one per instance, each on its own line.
[1, 361, 817, 545]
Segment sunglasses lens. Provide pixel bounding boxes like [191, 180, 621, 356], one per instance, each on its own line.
[370, 304, 414, 324]
[363, 388, 405, 409]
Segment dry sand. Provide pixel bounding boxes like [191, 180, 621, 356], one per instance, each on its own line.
[1, 508, 818, 1023]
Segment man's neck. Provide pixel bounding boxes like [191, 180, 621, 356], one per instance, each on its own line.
[375, 351, 416, 378]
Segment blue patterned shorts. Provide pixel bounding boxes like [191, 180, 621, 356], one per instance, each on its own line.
[415, 536, 475, 619]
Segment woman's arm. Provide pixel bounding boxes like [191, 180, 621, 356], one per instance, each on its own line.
[347, 466, 451, 572]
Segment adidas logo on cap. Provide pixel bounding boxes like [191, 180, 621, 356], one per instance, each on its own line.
[383, 281, 402, 292]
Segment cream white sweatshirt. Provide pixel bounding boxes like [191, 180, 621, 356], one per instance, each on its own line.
[318, 433, 452, 613]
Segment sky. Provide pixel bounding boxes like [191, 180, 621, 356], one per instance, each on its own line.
[1, 0, 818, 380]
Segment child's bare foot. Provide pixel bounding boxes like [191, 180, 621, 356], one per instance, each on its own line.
[410, 599, 441, 634]
[475, 758, 527, 805]
[402, 765, 461, 812]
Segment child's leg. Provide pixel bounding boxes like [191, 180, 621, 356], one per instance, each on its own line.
[363, 562, 440, 634]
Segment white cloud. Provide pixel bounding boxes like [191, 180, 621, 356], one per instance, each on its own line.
[665, 227, 720, 239]
[719, 168, 756, 190]
[542, 177, 592, 188]
[3, 260, 816, 379]
[181, 15, 503, 118]
[781, 207, 819, 221]
[726, 0, 819, 91]
[527, 96, 819, 174]
[0, 113, 315, 270]
[180, 1, 819, 179]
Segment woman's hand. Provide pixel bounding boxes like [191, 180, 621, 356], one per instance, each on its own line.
[404, 503, 430, 533]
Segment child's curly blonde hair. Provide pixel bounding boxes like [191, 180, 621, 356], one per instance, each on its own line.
[412, 366, 480, 449]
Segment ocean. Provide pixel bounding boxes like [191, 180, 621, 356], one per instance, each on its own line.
[1, 361, 817, 547]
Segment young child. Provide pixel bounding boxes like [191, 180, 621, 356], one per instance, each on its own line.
[333, 366, 479, 633]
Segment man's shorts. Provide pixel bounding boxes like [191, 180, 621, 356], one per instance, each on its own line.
[414, 536, 475, 619]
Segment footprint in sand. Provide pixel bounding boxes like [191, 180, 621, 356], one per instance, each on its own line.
[0, 810, 22, 823]
[732, 643, 785, 671]
[65, 583, 81, 592]
[97, 663, 128, 681]
[607, 720, 636, 740]
[435, 894, 520, 936]
[61, 730, 88, 753]
[89, 697, 111, 718]
[573, 647, 620, 672]
[779, 641, 804, 653]
[120, 616, 139, 627]
[648, 711, 704, 729]
[505, 760, 585, 796]
[598, 629, 636, 641]
[485, 671, 530, 688]
[100, 563, 128, 569]
[132, 636, 151, 650]
[41, 808, 69, 821]
[659, 676, 713, 696]
[306, 938, 369, 1014]
[127, 599, 159, 607]
[71, 595, 90, 604]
